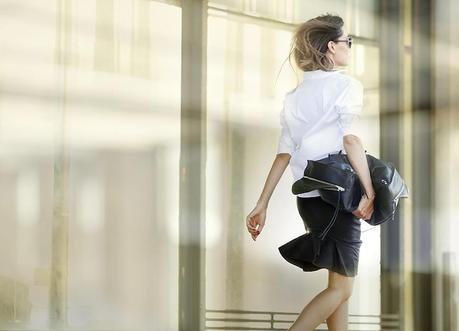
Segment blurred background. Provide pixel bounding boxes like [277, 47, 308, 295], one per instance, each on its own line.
[0, 0, 457, 330]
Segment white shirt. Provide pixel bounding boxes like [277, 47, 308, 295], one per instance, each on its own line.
[276, 69, 364, 198]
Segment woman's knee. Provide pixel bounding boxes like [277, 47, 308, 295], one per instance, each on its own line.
[327, 284, 353, 302]
[327, 271, 355, 301]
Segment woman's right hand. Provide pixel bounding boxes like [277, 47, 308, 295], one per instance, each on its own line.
[245, 204, 267, 241]
[352, 193, 375, 220]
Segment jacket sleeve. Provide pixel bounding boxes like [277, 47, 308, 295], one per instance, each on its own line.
[336, 78, 364, 136]
[276, 107, 295, 155]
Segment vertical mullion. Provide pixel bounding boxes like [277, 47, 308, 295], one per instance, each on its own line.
[411, 0, 434, 330]
[179, 1, 207, 331]
[49, 0, 71, 328]
[379, 0, 404, 328]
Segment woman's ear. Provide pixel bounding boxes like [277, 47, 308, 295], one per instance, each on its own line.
[327, 40, 336, 54]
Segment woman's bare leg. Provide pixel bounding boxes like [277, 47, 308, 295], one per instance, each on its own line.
[326, 298, 349, 331]
[288, 270, 354, 331]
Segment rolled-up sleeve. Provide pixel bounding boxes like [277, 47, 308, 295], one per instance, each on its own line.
[336, 78, 364, 136]
[276, 107, 295, 155]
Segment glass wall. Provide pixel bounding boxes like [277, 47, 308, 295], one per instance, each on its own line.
[5, 0, 459, 330]
[0, 1, 180, 330]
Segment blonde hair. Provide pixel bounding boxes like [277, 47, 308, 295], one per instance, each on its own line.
[275, 13, 345, 88]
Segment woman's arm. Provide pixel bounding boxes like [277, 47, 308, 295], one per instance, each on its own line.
[256, 153, 291, 208]
[246, 153, 290, 241]
[342, 135, 375, 197]
[343, 134, 376, 220]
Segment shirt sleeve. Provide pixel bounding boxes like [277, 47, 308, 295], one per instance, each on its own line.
[276, 107, 295, 155]
[336, 78, 364, 136]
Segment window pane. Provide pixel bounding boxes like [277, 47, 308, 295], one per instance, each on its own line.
[0, 1, 181, 330]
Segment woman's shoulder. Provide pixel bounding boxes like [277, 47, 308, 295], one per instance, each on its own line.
[335, 72, 363, 89]
[324, 72, 363, 98]
[282, 72, 363, 100]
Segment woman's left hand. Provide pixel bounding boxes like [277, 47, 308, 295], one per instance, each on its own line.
[245, 204, 266, 241]
[352, 193, 375, 220]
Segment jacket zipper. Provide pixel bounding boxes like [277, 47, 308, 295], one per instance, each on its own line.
[368, 184, 407, 225]
[302, 175, 345, 191]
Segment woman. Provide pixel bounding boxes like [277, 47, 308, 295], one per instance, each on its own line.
[245, 14, 376, 331]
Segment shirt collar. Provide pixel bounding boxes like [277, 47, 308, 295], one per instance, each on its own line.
[302, 68, 346, 80]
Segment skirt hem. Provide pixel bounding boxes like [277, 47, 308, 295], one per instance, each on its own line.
[278, 231, 361, 278]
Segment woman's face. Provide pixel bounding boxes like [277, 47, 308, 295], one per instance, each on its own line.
[326, 28, 351, 67]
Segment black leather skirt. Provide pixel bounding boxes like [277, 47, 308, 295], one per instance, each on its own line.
[278, 196, 363, 277]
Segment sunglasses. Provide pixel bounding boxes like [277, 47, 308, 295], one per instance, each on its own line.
[333, 35, 353, 48]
